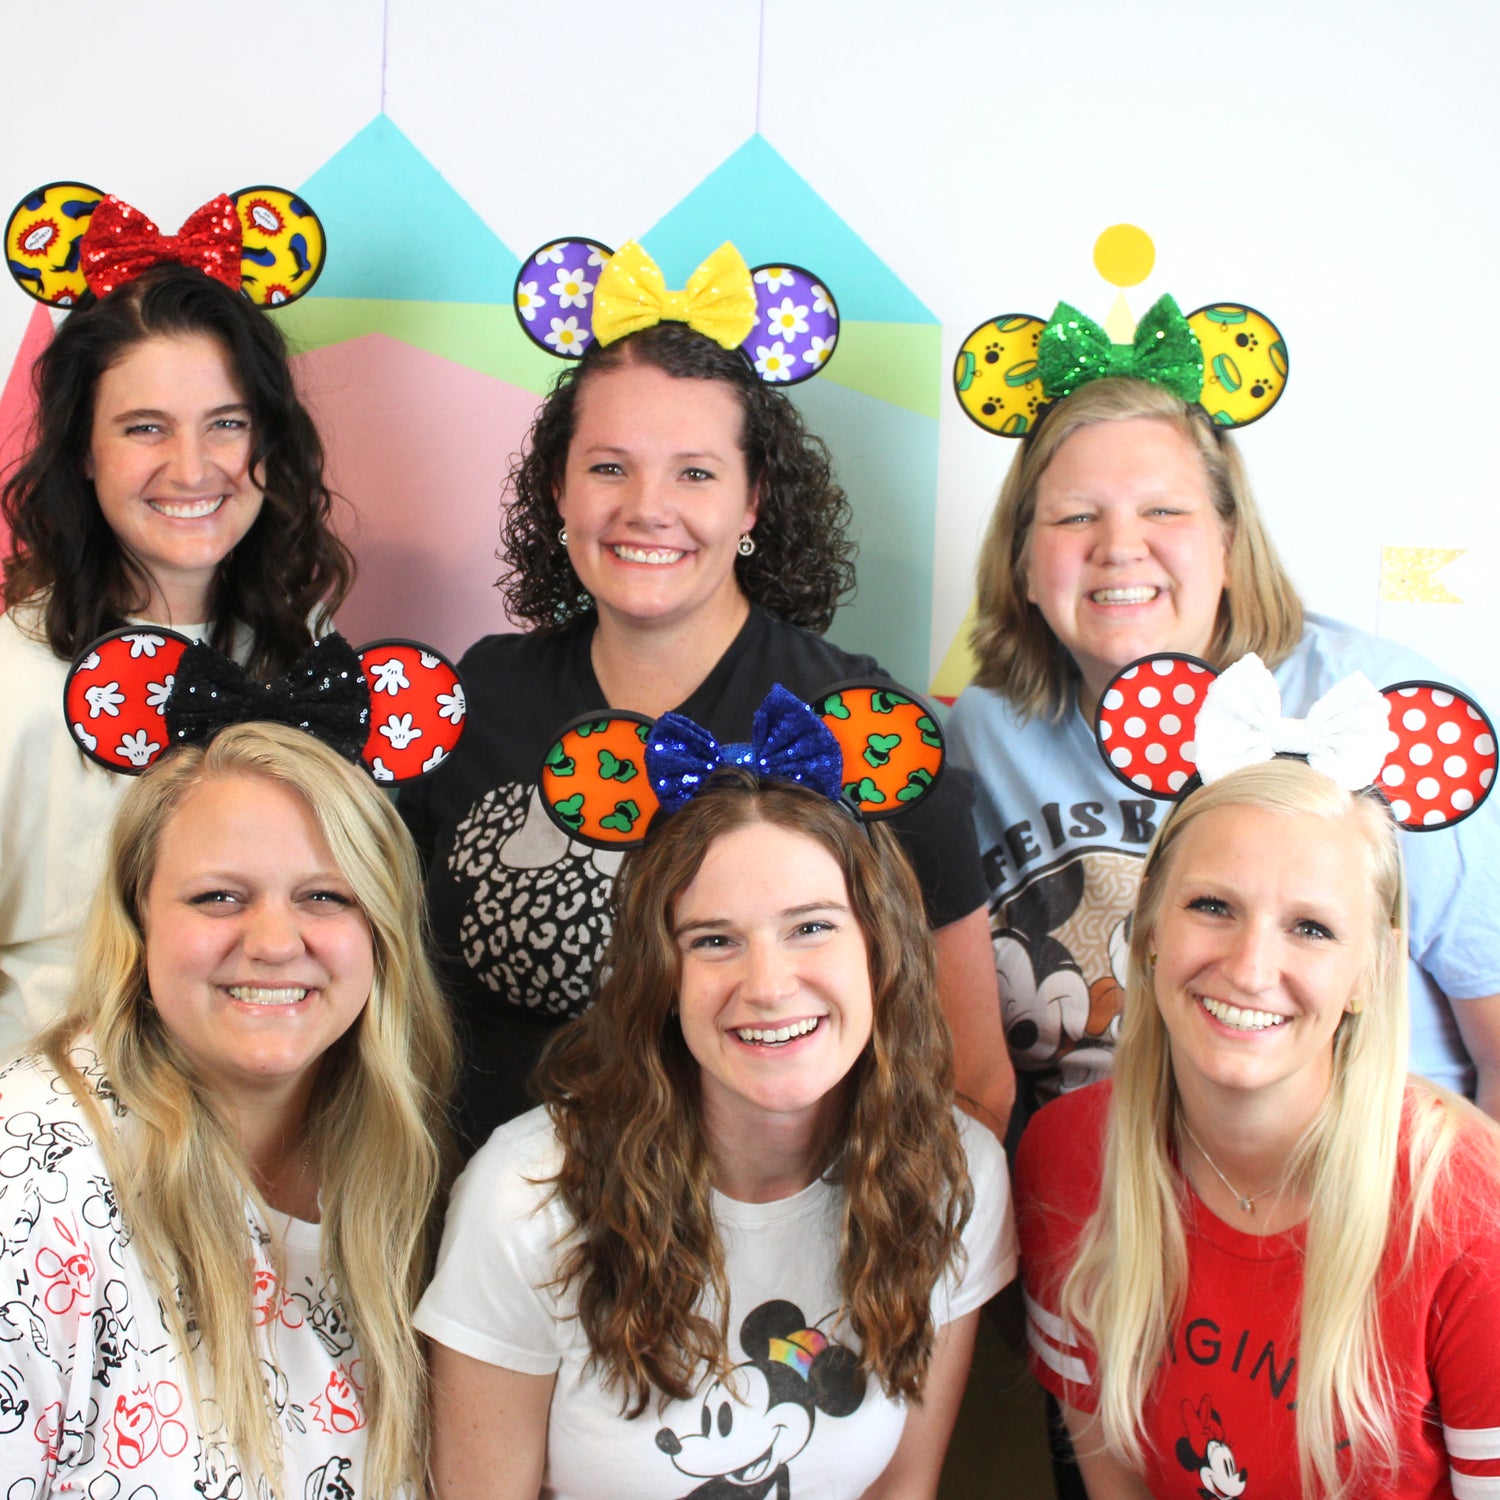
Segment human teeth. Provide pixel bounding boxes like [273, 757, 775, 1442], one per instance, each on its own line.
[1200, 995, 1285, 1031]
[613, 545, 684, 564]
[228, 986, 307, 1006]
[1091, 587, 1158, 604]
[150, 496, 226, 519]
[735, 1017, 821, 1044]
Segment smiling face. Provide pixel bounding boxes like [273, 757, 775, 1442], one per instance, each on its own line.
[673, 819, 873, 1146]
[88, 332, 264, 623]
[555, 360, 759, 639]
[1024, 416, 1230, 714]
[1149, 801, 1373, 1121]
[142, 772, 374, 1119]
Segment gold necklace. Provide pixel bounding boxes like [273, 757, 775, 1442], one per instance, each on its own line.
[1179, 1117, 1283, 1216]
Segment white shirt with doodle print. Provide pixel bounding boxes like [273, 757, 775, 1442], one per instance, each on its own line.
[0, 1043, 377, 1499]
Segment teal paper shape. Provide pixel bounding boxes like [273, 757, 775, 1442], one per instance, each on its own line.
[641, 136, 935, 325]
[298, 115, 520, 302]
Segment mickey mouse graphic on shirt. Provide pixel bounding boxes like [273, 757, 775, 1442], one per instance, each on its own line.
[653, 1300, 865, 1499]
[1177, 1395, 1247, 1500]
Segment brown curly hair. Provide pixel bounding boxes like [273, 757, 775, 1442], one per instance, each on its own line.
[500, 323, 856, 632]
[535, 771, 973, 1416]
[1, 263, 353, 677]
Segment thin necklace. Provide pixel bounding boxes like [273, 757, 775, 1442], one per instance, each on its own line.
[1179, 1117, 1282, 1216]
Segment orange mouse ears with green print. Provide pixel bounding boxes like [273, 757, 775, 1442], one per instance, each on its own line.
[953, 294, 1288, 437]
[5, 181, 326, 308]
[537, 681, 946, 849]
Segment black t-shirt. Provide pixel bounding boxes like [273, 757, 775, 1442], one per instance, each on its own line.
[401, 606, 985, 1145]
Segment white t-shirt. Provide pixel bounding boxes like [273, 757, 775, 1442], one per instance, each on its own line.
[0, 1043, 381, 1496]
[416, 1105, 1015, 1500]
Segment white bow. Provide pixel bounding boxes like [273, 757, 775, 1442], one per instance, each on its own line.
[1193, 654, 1398, 790]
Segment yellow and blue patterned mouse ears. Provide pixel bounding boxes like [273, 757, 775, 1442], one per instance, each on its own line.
[5, 181, 326, 308]
[513, 236, 840, 385]
[954, 293, 1288, 437]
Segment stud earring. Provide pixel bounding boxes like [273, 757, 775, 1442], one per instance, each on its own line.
[558, 526, 568, 546]
[737, 533, 756, 557]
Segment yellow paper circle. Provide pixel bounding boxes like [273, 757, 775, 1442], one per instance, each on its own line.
[1186, 303, 1288, 427]
[4, 181, 105, 306]
[1093, 225, 1155, 288]
[953, 315, 1048, 436]
[231, 186, 326, 307]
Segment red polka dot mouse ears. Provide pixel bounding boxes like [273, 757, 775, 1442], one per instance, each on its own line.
[1095, 653, 1496, 831]
[535, 679, 945, 850]
[513, 237, 839, 385]
[5, 182, 327, 308]
[62, 629, 465, 785]
[953, 294, 1288, 438]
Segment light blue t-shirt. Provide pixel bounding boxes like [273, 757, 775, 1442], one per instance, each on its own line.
[948, 614, 1500, 1117]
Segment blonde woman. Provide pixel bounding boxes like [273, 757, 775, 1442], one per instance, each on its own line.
[948, 375, 1500, 1127]
[1018, 757, 1500, 1499]
[0, 723, 453, 1495]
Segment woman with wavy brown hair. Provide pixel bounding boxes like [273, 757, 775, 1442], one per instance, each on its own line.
[0, 260, 353, 1055]
[418, 769, 1015, 1500]
[401, 293, 1008, 1150]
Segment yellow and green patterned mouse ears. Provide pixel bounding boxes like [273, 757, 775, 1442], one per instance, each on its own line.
[536, 680, 946, 850]
[5, 181, 326, 308]
[953, 293, 1288, 437]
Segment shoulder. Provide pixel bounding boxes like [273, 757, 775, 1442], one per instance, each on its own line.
[954, 1110, 1017, 1286]
[743, 610, 882, 684]
[1017, 1083, 1110, 1199]
[1277, 614, 1450, 700]
[457, 625, 571, 676]
[0, 603, 67, 679]
[445, 1106, 567, 1239]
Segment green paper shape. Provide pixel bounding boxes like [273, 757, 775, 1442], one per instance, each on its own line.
[864, 732, 901, 768]
[554, 793, 584, 831]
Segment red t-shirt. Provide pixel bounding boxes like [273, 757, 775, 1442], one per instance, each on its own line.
[1017, 1082, 1500, 1498]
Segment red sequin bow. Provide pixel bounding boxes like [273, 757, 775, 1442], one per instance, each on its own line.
[81, 193, 242, 298]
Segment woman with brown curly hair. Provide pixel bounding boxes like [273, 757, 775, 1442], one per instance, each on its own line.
[418, 768, 1014, 1499]
[0, 259, 353, 1056]
[401, 311, 1007, 1149]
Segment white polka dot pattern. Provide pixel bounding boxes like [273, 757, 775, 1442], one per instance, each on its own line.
[1096, 655, 1214, 797]
[1377, 683, 1496, 829]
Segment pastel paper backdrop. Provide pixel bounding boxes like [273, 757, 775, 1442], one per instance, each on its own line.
[2, 0, 1496, 707]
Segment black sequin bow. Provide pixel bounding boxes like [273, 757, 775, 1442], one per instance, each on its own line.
[164, 633, 372, 762]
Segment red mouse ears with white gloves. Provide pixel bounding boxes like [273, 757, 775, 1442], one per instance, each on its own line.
[62, 629, 465, 785]
[1093, 652, 1496, 831]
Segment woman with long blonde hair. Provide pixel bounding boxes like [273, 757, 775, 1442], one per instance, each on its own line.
[0, 723, 453, 1496]
[1018, 754, 1500, 1499]
[420, 753, 1015, 1499]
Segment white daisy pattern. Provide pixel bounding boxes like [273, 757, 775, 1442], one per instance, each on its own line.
[145, 675, 174, 711]
[516, 280, 544, 322]
[754, 343, 794, 382]
[802, 334, 836, 367]
[811, 283, 832, 315]
[379, 714, 422, 750]
[122, 633, 166, 659]
[84, 682, 125, 719]
[550, 267, 594, 309]
[536, 243, 567, 264]
[546, 316, 589, 355]
[587, 247, 607, 268]
[766, 297, 809, 343]
[437, 685, 466, 724]
[118, 729, 160, 768]
[754, 267, 794, 294]
[367, 657, 410, 696]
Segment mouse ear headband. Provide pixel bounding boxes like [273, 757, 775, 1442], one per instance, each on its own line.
[62, 630, 465, 785]
[1093, 652, 1495, 831]
[534, 679, 945, 850]
[6, 181, 327, 308]
[513, 237, 839, 385]
[953, 293, 1288, 437]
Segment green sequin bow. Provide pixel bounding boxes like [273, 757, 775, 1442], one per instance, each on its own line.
[1036, 293, 1204, 404]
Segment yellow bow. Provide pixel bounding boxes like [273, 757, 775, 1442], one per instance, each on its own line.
[591, 240, 757, 350]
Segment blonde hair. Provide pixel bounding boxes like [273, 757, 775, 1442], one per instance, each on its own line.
[1058, 760, 1498, 1498]
[970, 378, 1304, 720]
[39, 724, 454, 1497]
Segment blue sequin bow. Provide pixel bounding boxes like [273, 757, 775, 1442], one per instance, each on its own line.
[646, 684, 844, 813]
[1036, 293, 1204, 404]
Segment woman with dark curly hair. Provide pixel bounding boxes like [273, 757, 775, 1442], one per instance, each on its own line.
[0, 259, 353, 1055]
[402, 294, 1009, 1150]
[419, 768, 1014, 1499]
